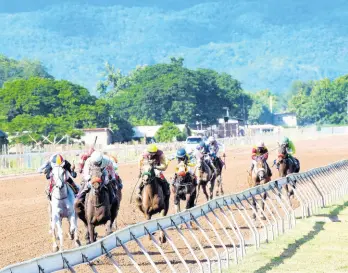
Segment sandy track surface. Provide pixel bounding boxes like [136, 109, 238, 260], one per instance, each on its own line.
[0, 135, 347, 270]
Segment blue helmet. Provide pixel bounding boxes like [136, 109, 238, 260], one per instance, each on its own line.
[197, 141, 206, 149]
[176, 148, 186, 159]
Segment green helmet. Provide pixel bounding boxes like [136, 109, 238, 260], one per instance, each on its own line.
[282, 137, 289, 144]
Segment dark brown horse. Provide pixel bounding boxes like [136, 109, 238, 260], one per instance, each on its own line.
[195, 153, 216, 201]
[76, 166, 120, 244]
[136, 160, 169, 243]
[276, 144, 300, 200]
[172, 161, 197, 213]
[249, 156, 271, 219]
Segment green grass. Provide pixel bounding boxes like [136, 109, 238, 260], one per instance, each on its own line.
[225, 200, 348, 273]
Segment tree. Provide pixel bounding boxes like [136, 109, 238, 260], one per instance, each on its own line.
[108, 58, 249, 125]
[155, 122, 185, 143]
[0, 54, 52, 87]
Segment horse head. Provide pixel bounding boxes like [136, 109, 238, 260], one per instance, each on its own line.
[141, 160, 156, 185]
[52, 165, 65, 190]
[254, 156, 266, 181]
[51, 165, 68, 200]
[89, 165, 104, 194]
[277, 144, 288, 164]
[175, 161, 188, 184]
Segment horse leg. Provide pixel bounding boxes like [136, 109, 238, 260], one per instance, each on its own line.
[87, 223, 96, 243]
[69, 213, 80, 247]
[202, 183, 209, 201]
[159, 210, 167, 244]
[252, 197, 258, 220]
[209, 176, 216, 200]
[106, 220, 112, 236]
[51, 215, 59, 252]
[56, 218, 64, 251]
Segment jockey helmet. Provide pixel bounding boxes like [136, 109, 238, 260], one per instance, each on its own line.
[208, 136, 215, 144]
[90, 151, 103, 166]
[282, 137, 290, 144]
[51, 154, 64, 166]
[257, 141, 265, 148]
[147, 144, 158, 154]
[176, 148, 186, 159]
[198, 141, 206, 148]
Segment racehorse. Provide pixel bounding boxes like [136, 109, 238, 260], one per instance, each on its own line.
[77, 166, 120, 244]
[195, 152, 216, 201]
[136, 160, 169, 243]
[50, 165, 80, 251]
[276, 143, 300, 201]
[249, 155, 271, 219]
[172, 161, 197, 213]
[212, 156, 224, 196]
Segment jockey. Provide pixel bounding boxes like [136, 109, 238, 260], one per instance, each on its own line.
[195, 141, 217, 174]
[206, 136, 225, 170]
[108, 154, 123, 190]
[282, 137, 299, 169]
[38, 154, 79, 199]
[78, 147, 95, 173]
[174, 147, 196, 182]
[76, 151, 118, 204]
[137, 144, 170, 200]
[251, 141, 272, 177]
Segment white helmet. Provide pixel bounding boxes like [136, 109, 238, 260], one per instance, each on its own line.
[90, 151, 103, 165]
[257, 141, 265, 148]
[208, 136, 215, 144]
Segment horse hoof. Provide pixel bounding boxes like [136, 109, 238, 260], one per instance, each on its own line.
[69, 233, 74, 240]
[261, 216, 267, 221]
[75, 239, 81, 247]
[159, 236, 167, 244]
[53, 246, 59, 252]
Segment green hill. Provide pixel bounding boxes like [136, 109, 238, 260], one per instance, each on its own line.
[0, 0, 346, 94]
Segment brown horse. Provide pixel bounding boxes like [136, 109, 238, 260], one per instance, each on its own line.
[249, 156, 270, 219]
[136, 160, 169, 243]
[212, 156, 224, 197]
[76, 166, 120, 244]
[172, 161, 197, 213]
[276, 144, 300, 200]
[195, 153, 216, 201]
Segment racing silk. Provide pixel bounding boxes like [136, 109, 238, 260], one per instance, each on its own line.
[139, 149, 168, 171]
[286, 141, 296, 155]
[83, 156, 116, 184]
[252, 146, 269, 160]
[196, 143, 209, 155]
[176, 154, 195, 172]
[207, 141, 225, 157]
[79, 153, 90, 173]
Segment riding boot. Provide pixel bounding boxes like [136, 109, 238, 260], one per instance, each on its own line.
[265, 162, 272, 177]
[76, 183, 90, 204]
[116, 177, 123, 190]
[107, 183, 115, 204]
[160, 178, 171, 197]
[67, 178, 79, 195]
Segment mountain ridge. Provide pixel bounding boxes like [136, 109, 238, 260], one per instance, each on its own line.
[0, 0, 346, 94]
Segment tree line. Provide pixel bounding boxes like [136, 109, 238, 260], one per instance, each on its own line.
[0, 54, 347, 145]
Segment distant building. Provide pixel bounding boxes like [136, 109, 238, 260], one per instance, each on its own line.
[81, 128, 113, 147]
[273, 112, 297, 127]
[0, 130, 8, 154]
[132, 124, 186, 142]
[215, 119, 240, 137]
[247, 124, 278, 135]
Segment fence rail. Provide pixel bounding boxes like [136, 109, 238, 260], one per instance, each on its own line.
[1, 127, 345, 173]
[1, 159, 347, 273]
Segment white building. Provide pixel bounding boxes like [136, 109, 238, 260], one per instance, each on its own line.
[273, 112, 297, 127]
[81, 128, 113, 147]
[132, 124, 186, 141]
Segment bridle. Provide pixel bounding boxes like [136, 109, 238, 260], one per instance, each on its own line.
[51, 166, 68, 200]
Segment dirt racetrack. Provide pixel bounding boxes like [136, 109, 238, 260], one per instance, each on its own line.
[0, 134, 347, 270]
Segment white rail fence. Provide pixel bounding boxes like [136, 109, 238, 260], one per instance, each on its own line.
[1, 159, 347, 273]
[1, 126, 345, 173]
